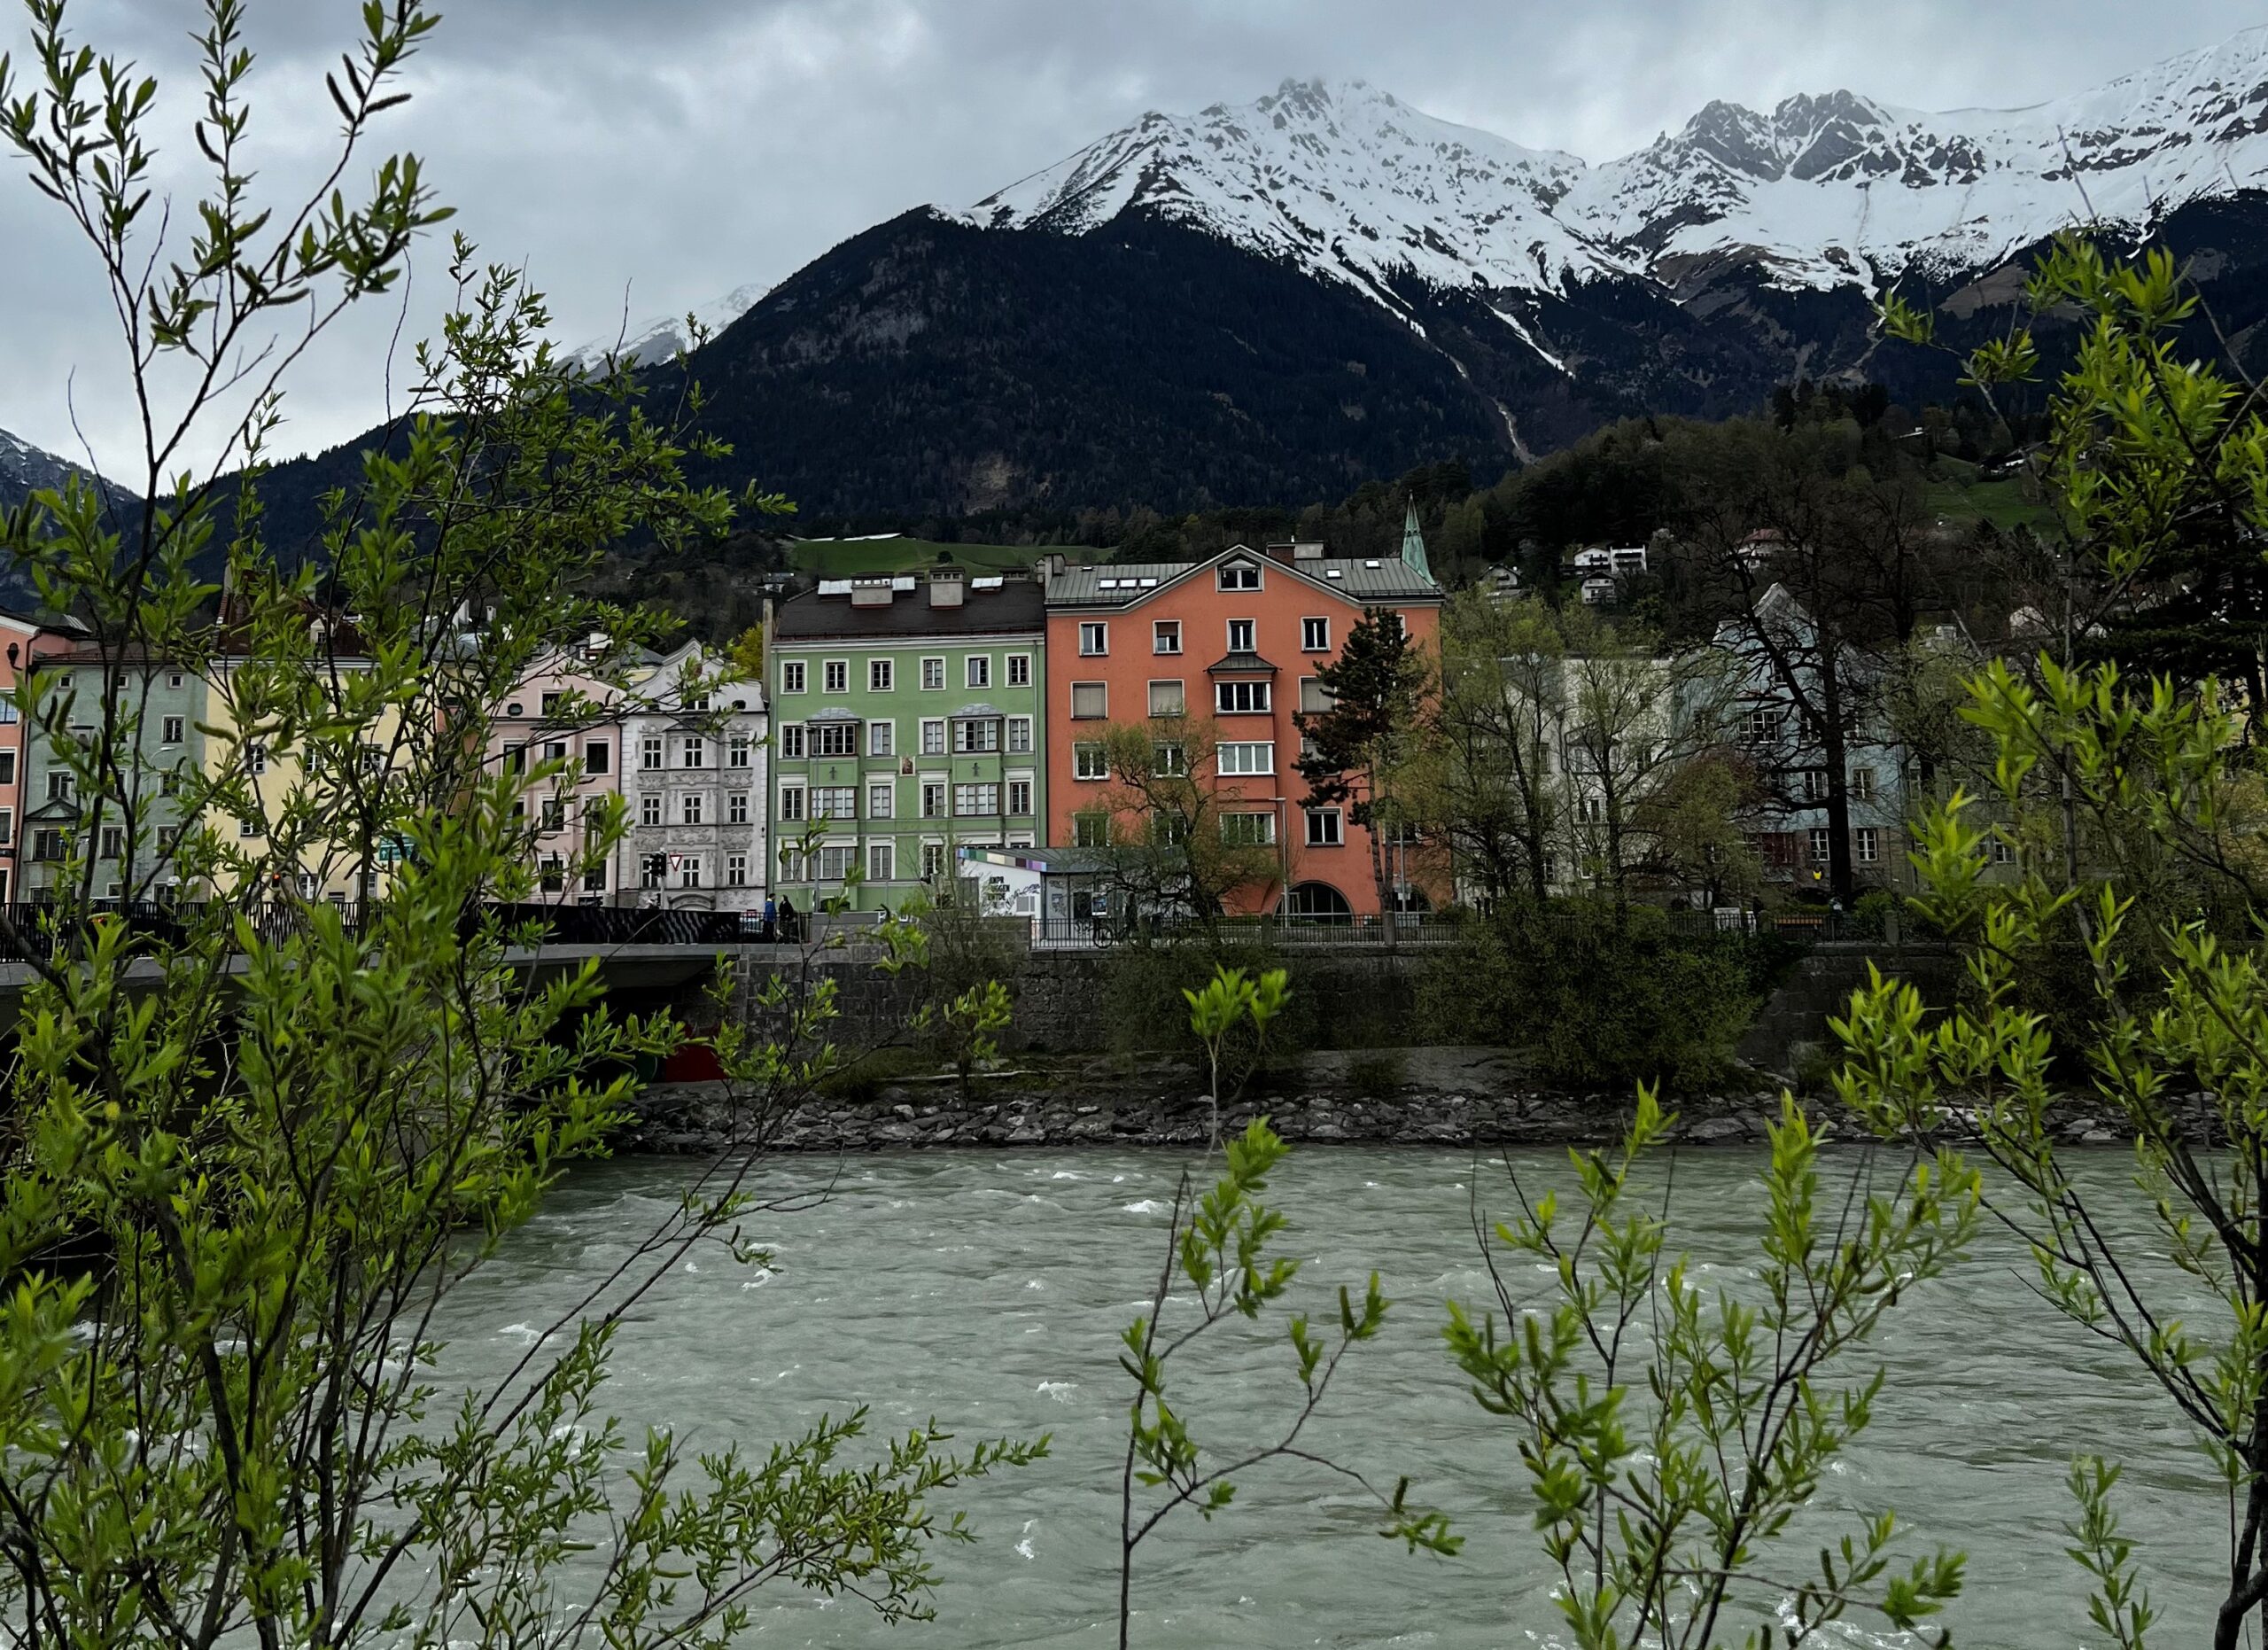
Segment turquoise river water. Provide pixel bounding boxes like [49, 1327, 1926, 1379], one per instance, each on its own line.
[433, 1147, 2227, 1646]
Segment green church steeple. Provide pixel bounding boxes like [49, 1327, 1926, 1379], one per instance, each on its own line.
[1400, 500, 1432, 581]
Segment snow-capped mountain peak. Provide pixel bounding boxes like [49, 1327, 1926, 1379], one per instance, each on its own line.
[565, 281, 770, 371]
[961, 74, 1624, 305]
[959, 26, 2268, 303]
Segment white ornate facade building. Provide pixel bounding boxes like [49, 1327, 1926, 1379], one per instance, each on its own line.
[614, 642, 768, 912]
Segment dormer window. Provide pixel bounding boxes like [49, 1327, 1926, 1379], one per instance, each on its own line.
[1218, 561, 1261, 592]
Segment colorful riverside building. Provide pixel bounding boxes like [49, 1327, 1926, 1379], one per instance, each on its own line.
[0, 610, 74, 901]
[765, 565, 1046, 912]
[486, 640, 644, 906]
[19, 638, 206, 903]
[614, 640, 768, 913]
[1040, 525, 1444, 920]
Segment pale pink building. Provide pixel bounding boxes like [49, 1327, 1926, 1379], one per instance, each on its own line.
[487, 643, 644, 905]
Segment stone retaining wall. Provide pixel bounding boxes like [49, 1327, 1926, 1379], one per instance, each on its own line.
[712, 939, 1939, 1066]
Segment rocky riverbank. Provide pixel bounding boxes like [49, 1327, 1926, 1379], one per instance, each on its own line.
[617, 1046, 2190, 1155]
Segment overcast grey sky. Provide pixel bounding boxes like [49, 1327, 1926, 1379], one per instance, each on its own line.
[3, 0, 2259, 477]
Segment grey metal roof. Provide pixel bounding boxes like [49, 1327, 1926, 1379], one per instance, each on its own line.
[1045, 555, 1441, 608]
[1206, 651, 1279, 675]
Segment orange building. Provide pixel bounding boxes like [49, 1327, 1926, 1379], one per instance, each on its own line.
[1040, 531, 1442, 920]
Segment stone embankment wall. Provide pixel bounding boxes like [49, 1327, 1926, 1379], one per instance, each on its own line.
[711, 939, 1946, 1068]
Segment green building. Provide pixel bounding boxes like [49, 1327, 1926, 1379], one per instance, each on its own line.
[765, 566, 1046, 912]
[20, 641, 207, 903]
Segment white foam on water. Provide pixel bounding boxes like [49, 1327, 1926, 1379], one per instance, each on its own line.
[1122, 1198, 1169, 1214]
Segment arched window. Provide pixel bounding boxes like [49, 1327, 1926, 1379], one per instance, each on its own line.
[1282, 882, 1353, 924]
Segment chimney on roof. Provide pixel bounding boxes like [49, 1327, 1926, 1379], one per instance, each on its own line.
[928, 564, 966, 609]
[1263, 541, 1294, 565]
[850, 576, 896, 608]
[1293, 540, 1324, 561]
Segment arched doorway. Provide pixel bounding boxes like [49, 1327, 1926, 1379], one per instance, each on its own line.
[1282, 882, 1354, 924]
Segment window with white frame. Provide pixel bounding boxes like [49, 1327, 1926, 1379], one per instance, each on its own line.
[1808, 827, 1831, 863]
[1745, 707, 1783, 743]
[585, 739, 610, 774]
[726, 852, 749, 886]
[1799, 767, 1829, 803]
[1992, 836, 2016, 864]
[921, 843, 949, 878]
[921, 782, 947, 818]
[1217, 742, 1274, 775]
[1073, 813, 1109, 848]
[728, 734, 752, 768]
[729, 791, 750, 824]
[1215, 680, 1270, 714]
[953, 718, 999, 754]
[1008, 780, 1032, 815]
[1226, 619, 1255, 653]
[868, 842, 895, 883]
[161, 715, 184, 744]
[812, 786, 856, 821]
[681, 735, 707, 768]
[867, 781, 895, 819]
[1153, 620, 1181, 655]
[1148, 680, 1185, 717]
[1153, 742, 1186, 776]
[1079, 622, 1108, 657]
[1221, 811, 1276, 845]
[920, 658, 945, 690]
[954, 783, 999, 817]
[823, 660, 848, 693]
[1006, 653, 1031, 687]
[1301, 617, 1330, 651]
[868, 720, 894, 757]
[540, 797, 565, 831]
[869, 658, 894, 692]
[1299, 676, 1332, 714]
[1074, 743, 1108, 781]
[246, 743, 267, 776]
[778, 725, 805, 759]
[1007, 716, 1033, 754]
[680, 793, 706, 825]
[815, 845, 856, 883]
[679, 854, 704, 889]
[1850, 766, 1877, 802]
[1305, 807, 1343, 846]
[813, 722, 857, 758]
[1217, 561, 1260, 591]
[1070, 681, 1107, 719]
[779, 785, 805, 821]
[920, 719, 946, 756]
[1852, 827, 1879, 863]
[966, 655, 990, 689]
[781, 660, 806, 694]
[641, 735, 664, 770]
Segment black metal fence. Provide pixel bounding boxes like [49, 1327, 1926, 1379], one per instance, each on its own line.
[1024, 906, 1889, 952]
[0, 898, 760, 963]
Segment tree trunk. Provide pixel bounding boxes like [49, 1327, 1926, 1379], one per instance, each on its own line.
[1818, 653, 1854, 906]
